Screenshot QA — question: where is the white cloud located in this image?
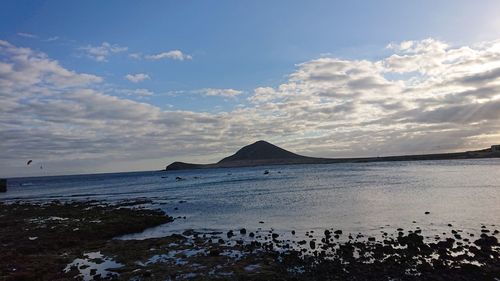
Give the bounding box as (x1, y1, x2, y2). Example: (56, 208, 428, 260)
(248, 87, 277, 103)
(166, 88, 243, 98)
(17, 32, 38, 38)
(79, 42, 128, 62)
(145, 50, 192, 61)
(128, 53, 142, 59)
(195, 88, 242, 97)
(122, 88, 154, 97)
(3, 38, 500, 177)
(45, 36, 59, 42)
(242, 38, 500, 156)
(125, 73, 150, 83)
(0, 40, 102, 89)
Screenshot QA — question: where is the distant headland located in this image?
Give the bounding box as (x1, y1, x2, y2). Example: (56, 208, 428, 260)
(165, 140, 500, 171)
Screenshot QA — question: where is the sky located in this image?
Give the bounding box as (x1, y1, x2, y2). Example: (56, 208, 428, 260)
(2, 0, 500, 177)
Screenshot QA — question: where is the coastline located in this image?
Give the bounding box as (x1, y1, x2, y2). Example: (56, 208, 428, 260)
(1, 200, 499, 280)
(166, 141, 500, 171)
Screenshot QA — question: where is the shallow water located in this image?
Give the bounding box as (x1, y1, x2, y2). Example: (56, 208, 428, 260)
(64, 251, 122, 281)
(2, 159, 500, 241)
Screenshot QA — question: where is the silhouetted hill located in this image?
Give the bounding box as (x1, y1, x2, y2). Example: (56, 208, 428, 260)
(165, 141, 500, 171)
(164, 162, 203, 171)
(218, 140, 308, 163)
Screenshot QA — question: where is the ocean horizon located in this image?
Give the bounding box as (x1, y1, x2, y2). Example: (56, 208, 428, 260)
(3, 159, 499, 243)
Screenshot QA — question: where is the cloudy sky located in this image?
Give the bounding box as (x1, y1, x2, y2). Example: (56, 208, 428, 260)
(2, 0, 500, 177)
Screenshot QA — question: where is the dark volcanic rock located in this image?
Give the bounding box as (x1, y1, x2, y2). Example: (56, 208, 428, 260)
(208, 249, 220, 256)
(0, 201, 172, 281)
(474, 235, 498, 247)
(0, 179, 6, 192)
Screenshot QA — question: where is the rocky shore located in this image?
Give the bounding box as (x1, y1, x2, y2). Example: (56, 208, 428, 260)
(0, 200, 171, 280)
(0, 201, 499, 280)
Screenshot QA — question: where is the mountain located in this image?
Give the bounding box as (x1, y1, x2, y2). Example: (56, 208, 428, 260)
(166, 140, 320, 171)
(218, 140, 309, 163)
(165, 140, 500, 171)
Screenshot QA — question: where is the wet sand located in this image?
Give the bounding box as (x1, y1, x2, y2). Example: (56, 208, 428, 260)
(1, 200, 499, 280)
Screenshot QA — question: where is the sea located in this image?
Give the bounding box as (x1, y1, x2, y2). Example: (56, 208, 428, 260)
(2, 159, 499, 241)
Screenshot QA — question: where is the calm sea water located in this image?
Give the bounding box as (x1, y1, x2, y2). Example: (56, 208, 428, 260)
(2, 159, 500, 241)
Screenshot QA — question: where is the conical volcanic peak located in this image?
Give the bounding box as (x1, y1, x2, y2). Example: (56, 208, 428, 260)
(218, 140, 306, 163)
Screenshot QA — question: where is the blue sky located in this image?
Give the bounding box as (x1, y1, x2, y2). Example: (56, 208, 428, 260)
(2, 1, 500, 176)
(3, 0, 500, 112)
